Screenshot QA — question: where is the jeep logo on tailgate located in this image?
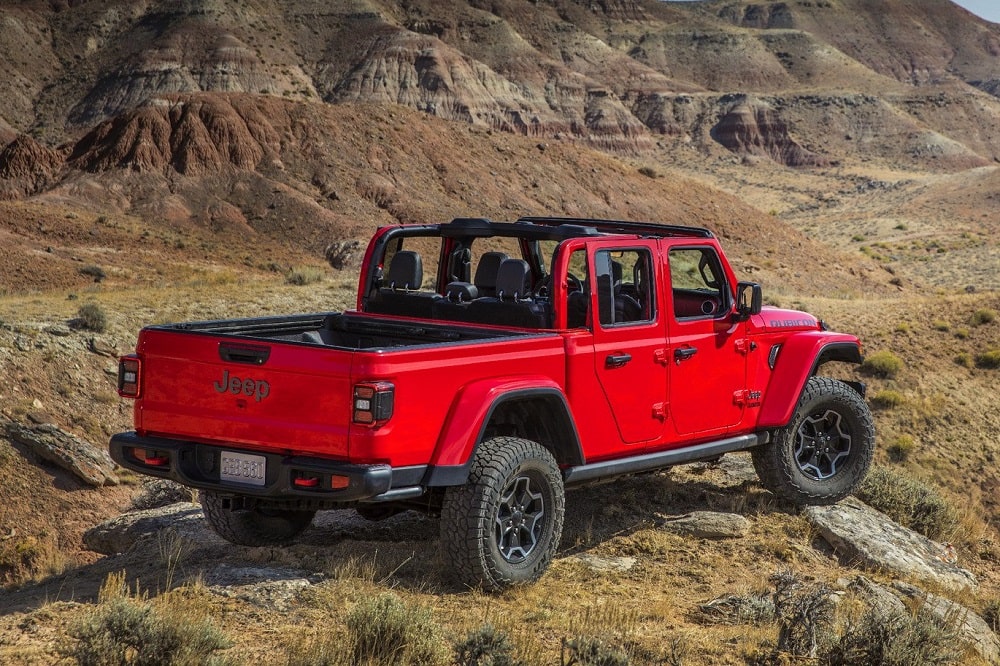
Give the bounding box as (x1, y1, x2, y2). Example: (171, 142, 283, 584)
(214, 369, 270, 402)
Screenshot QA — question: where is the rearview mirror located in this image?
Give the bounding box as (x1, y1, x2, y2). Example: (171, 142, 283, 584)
(736, 282, 762, 320)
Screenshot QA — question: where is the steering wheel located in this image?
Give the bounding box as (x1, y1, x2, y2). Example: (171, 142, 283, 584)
(534, 272, 584, 299)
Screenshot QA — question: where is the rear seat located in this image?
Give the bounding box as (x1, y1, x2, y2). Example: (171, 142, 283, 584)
(366, 250, 441, 318)
(431, 281, 479, 321)
(465, 259, 551, 328)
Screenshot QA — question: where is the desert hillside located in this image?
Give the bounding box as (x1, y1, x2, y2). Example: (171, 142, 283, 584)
(1, 1, 999, 664)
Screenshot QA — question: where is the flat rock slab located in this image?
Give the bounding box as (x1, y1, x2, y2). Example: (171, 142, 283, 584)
(204, 564, 323, 611)
(658, 511, 751, 539)
(84, 502, 225, 555)
(5, 420, 119, 486)
(570, 553, 638, 573)
(804, 498, 977, 592)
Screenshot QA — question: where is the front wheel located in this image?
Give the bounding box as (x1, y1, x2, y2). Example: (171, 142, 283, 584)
(441, 437, 565, 591)
(199, 490, 315, 546)
(752, 376, 874, 505)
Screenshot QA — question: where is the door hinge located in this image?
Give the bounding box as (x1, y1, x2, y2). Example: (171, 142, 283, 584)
(733, 390, 747, 406)
(735, 339, 756, 354)
(652, 402, 667, 421)
(653, 348, 669, 366)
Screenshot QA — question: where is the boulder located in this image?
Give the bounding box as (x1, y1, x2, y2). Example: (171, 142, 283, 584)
(894, 581, 1000, 665)
(658, 511, 751, 539)
(83, 502, 223, 554)
(804, 497, 977, 592)
(5, 420, 119, 486)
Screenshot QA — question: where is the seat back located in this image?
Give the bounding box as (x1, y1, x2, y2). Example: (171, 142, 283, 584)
(495, 259, 532, 301)
(467, 259, 550, 328)
(367, 250, 441, 318)
(474, 251, 509, 298)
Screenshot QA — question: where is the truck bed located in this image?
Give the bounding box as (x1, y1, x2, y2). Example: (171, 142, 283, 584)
(161, 311, 539, 349)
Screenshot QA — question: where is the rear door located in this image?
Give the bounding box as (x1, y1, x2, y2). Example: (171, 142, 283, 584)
(663, 243, 747, 436)
(588, 240, 668, 445)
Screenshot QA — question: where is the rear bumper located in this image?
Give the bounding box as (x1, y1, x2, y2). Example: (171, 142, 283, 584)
(110, 431, 426, 503)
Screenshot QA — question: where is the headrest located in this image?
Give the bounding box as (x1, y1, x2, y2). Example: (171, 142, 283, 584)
(495, 259, 532, 301)
(387, 250, 422, 291)
(474, 252, 509, 290)
(445, 282, 479, 302)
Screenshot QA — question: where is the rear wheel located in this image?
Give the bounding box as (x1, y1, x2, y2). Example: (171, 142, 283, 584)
(199, 490, 315, 546)
(752, 377, 874, 505)
(441, 436, 564, 591)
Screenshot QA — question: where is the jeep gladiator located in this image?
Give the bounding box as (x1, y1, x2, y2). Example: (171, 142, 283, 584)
(111, 216, 875, 590)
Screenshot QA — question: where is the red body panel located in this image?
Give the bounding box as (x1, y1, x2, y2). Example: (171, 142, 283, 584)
(135, 329, 355, 458)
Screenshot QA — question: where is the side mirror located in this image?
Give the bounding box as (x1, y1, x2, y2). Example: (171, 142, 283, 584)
(736, 281, 762, 320)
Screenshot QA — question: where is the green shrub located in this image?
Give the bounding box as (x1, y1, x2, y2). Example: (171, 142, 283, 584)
(455, 624, 523, 666)
(856, 466, 959, 541)
(860, 350, 903, 378)
(954, 353, 973, 368)
(886, 434, 916, 463)
(76, 303, 108, 333)
(561, 636, 630, 666)
(971, 308, 997, 326)
(346, 593, 447, 666)
(822, 608, 962, 665)
(79, 265, 106, 283)
(932, 320, 950, 332)
(285, 266, 324, 286)
(637, 166, 658, 178)
(953, 327, 970, 340)
(975, 349, 1000, 369)
(63, 573, 231, 666)
(870, 390, 905, 410)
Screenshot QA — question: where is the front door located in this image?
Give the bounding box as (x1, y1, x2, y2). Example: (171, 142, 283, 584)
(664, 244, 747, 436)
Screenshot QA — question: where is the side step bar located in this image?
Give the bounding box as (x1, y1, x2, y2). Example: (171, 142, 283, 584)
(562, 433, 764, 486)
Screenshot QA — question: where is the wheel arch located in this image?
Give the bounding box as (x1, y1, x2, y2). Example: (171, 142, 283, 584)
(757, 334, 864, 429)
(423, 378, 583, 487)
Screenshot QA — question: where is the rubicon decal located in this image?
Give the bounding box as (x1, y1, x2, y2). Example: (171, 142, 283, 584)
(214, 369, 270, 402)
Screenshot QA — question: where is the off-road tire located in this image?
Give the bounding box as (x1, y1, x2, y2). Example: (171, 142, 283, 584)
(441, 436, 565, 591)
(752, 376, 874, 505)
(199, 490, 315, 546)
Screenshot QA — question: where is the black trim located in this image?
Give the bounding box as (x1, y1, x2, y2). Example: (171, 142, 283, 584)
(814, 341, 863, 368)
(562, 434, 762, 486)
(843, 380, 867, 398)
(421, 386, 585, 487)
(516, 216, 714, 239)
(110, 431, 413, 501)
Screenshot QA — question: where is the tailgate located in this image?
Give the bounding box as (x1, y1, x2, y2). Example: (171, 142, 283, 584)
(135, 329, 354, 458)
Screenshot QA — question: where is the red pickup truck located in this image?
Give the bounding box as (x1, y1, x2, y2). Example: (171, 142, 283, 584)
(111, 216, 874, 590)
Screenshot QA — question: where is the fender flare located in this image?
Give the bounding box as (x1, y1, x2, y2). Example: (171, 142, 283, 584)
(757, 334, 863, 429)
(422, 376, 583, 486)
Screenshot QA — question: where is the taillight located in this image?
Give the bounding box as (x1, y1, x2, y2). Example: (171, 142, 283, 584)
(129, 447, 168, 467)
(353, 382, 394, 425)
(118, 355, 141, 398)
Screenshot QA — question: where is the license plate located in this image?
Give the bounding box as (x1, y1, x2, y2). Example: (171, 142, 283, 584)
(219, 451, 267, 487)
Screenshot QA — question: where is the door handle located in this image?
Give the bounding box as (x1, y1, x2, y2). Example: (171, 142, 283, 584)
(605, 353, 632, 369)
(673, 347, 698, 364)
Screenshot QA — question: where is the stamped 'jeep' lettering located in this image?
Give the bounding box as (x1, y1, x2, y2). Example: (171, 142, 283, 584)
(214, 369, 270, 402)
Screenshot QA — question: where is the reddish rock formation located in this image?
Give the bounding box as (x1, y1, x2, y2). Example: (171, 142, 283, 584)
(0, 135, 63, 198)
(712, 97, 829, 167)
